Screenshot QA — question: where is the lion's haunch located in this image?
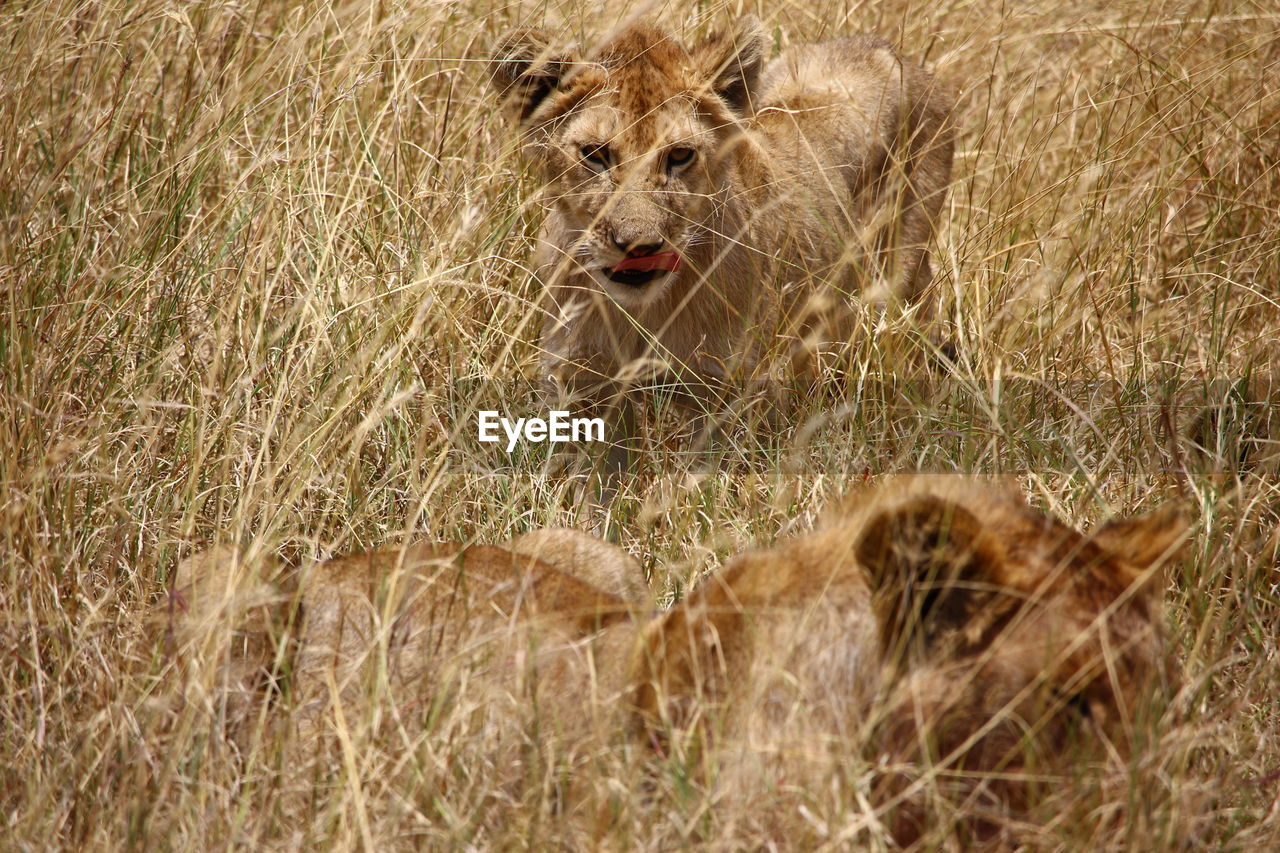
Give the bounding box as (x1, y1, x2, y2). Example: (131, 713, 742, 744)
(611, 251, 682, 274)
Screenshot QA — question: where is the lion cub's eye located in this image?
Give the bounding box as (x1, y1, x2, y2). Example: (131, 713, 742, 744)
(579, 144, 611, 172)
(666, 146, 696, 171)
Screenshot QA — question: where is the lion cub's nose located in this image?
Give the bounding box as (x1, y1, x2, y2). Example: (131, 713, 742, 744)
(612, 233, 665, 257)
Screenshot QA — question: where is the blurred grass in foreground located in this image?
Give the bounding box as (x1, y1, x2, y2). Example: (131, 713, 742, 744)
(2, 0, 1278, 847)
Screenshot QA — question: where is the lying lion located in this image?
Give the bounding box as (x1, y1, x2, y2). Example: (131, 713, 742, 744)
(491, 18, 954, 405)
(170, 479, 1184, 844)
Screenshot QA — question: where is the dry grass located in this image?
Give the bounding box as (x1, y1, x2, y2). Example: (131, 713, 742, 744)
(2, 0, 1278, 848)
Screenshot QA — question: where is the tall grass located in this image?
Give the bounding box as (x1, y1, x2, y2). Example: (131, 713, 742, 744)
(2, 0, 1277, 847)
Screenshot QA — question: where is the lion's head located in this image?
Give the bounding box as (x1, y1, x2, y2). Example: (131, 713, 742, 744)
(630, 479, 1186, 842)
(491, 19, 766, 308)
(853, 484, 1184, 838)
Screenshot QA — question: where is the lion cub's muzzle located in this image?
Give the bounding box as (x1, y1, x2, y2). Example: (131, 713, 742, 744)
(604, 247, 683, 287)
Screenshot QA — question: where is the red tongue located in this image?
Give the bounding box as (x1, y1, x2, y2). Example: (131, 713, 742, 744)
(612, 251, 682, 274)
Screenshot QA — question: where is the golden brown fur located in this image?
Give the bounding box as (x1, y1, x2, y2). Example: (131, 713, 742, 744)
(169, 480, 1185, 843)
(633, 479, 1186, 843)
(170, 535, 643, 744)
(491, 18, 954, 402)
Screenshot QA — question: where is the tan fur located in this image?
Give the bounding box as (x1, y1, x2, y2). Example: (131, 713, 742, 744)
(285, 541, 641, 745)
(167, 544, 291, 731)
(504, 525, 650, 602)
(170, 535, 644, 742)
(491, 19, 954, 400)
(633, 479, 1186, 843)
(168, 481, 1184, 843)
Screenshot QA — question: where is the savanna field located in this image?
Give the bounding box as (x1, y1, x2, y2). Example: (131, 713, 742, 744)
(3, 0, 1279, 848)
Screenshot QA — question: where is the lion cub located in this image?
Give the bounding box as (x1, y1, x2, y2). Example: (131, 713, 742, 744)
(491, 18, 954, 405)
(170, 480, 1184, 843)
(634, 479, 1185, 842)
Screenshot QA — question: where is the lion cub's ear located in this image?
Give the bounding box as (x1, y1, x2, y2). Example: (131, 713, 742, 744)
(1089, 504, 1191, 590)
(694, 16, 768, 114)
(855, 496, 1010, 661)
(490, 28, 579, 127)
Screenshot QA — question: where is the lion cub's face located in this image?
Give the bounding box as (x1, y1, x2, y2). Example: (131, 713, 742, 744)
(492, 22, 766, 307)
(633, 479, 1186, 841)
